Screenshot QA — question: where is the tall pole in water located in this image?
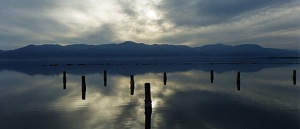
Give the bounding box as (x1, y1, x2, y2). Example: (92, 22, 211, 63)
(210, 70, 214, 83)
(82, 76, 86, 100)
(164, 73, 167, 85)
(104, 70, 107, 86)
(145, 83, 152, 129)
(237, 71, 240, 91)
(63, 71, 67, 89)
(130, 75, 135, 95)
(293, 70, 296, 85)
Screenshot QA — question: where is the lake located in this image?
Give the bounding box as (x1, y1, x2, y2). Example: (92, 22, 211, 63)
(0, 58, 299, 129)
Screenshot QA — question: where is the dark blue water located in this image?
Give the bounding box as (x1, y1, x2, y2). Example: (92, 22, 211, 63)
(0, 59, 299, 129)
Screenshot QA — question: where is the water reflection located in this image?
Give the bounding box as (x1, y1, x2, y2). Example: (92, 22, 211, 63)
(0, 64, 299, 129)
(1, 58, 299, 76)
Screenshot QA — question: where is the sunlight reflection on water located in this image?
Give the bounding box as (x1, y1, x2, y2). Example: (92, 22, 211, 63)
(0, 63, 299, 129)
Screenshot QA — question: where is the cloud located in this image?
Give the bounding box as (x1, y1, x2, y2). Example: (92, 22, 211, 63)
(156, 0, 300, 48)
(0, 0, 75, 48)
(0, 0, 299, 50)
(0, 0, 170, 48)
(68, 23, 119, 44)
(160, 0, 297, 26)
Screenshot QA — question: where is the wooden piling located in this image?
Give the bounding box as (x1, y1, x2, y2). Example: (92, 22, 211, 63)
(145, 83, 152, 104)
(210, 70, 214, 83)
(145, 104, 152, 129)
(63, 71, 66, 89)
(237, 71, 240, 91)
(82, 92, 86, 100)
(144, 83, 152, 129)
(104, 70, 107, 86)
(130, 75, 135, 95)
(164, 73, 167, 85)
(293, 70, 296, 85)
(82, 76, 86, 100)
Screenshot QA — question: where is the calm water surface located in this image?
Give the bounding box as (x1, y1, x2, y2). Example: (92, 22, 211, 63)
(0, 60, 299, 129)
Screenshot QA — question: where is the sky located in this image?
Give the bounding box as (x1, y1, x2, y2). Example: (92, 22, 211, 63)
(0, 0, 299, 50)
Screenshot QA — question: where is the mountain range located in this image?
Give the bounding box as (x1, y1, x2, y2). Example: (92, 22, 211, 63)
(0, 41, 299, 60)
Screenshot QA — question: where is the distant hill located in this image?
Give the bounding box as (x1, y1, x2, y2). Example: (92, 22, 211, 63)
(0, 41, 299, 60)
(195, 43, 298, 57)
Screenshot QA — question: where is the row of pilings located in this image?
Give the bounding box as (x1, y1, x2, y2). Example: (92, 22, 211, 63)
(62, 70, 296, 129)
(63, 70, 154, 128)
(63, 71, 167, 97)
(62, 70, 297, 94)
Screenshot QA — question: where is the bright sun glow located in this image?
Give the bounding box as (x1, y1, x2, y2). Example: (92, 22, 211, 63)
(146, 10, 159, 19)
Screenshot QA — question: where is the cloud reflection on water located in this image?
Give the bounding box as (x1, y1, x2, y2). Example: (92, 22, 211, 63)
(0, 65, 299, 129)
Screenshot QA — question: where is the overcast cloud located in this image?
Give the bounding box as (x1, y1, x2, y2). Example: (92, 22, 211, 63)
(0, 0, 299, 50)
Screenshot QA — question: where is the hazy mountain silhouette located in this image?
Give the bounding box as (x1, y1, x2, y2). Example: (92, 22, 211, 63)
(0, 41, 298, 59)
(194, 43, 299, 57)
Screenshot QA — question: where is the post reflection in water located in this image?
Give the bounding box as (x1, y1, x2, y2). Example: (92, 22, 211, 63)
(0, 63, 299, 129)
(144, 83, 152, 129)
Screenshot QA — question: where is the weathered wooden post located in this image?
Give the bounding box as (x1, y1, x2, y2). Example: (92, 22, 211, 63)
(82, 76, 86, 100)
(144, 83, 152, 129)
(63, 71, 67, 89)
(237, 71, 241, 91)
(210, 70, 214, 83)
(293, 70, 296, 85)
(164, 73, 167, 85)
(130, 75, 135, 95)
(104, 70, 107, 86)
(145, 103, 152, 129)
(145, 83, 152, 104)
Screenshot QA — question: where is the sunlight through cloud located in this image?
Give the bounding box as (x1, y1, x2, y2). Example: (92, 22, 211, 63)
(0, 0, 298, 49)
